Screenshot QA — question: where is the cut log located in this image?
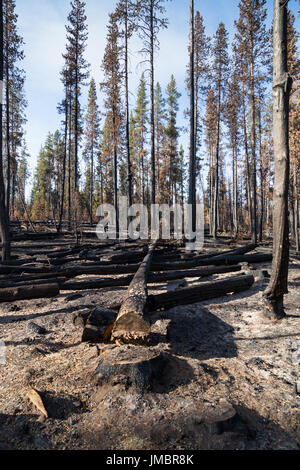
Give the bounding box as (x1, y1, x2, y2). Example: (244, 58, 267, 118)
(0, 283, 59, 303)
(95, 345, 167, 391)
(62, 275, 134, 291)
(111, 243, 156, 345)
(148, 274, 255, 311)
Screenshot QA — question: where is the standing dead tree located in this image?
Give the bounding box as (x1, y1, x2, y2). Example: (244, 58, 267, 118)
(263, 0, 292, 320)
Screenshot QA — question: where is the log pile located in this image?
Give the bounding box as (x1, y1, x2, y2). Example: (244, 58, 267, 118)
(0, 236, 266, 315)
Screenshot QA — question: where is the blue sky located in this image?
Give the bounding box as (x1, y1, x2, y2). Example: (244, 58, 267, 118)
(15, 0, 300, 197)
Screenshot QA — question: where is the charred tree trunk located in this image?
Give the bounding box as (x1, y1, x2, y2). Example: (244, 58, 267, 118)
(263, 0, 292, 320)
(0, 283, 59, 303)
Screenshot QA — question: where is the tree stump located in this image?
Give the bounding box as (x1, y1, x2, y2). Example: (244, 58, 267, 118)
(95, 345, 167, 391)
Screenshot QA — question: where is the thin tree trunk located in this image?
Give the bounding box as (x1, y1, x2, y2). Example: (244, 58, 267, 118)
(125, 1, 132, 209)
(258, 96, 264, 242)
(150, 0, 155, 205)
(68, 95, 72, 231)
(90, 146, 94, 226)
(0, 0, 10, 261)
(5, 17, 9, 221)
(112, 108, 119, 235)
(233, 146, 238, 237)
(213, 81, 221, 239)
(242, 83, 253, 236)
(188, 0, 196, 234)
(263, 0, 292, 319)
(58, 87, 68, 233)
(250, 51, 257, 244)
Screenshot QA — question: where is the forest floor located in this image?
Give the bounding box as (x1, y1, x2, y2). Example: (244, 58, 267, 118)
(0, 240, 299, 450)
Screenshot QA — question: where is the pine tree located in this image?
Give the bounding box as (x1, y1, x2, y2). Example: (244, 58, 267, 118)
(186, 10, 210, 183)
(164, 74, 181, 204)
(31, 138, 53, 220)
(98, 112, 115, 205)
(204, 88, 218, 233)
(134, 73, 148, 204)
(211, 22, 229, 238)
(235, 0, 269, 244)
(154, 82, 166, 201)
(101, 12, 123, 234)
(136, 0, 169, 204)
(3, 0, 26, 221)
(15, 143, 31, 224)
(83, 78, 101, 225)
(115, 0, 139, 208)
(52, 130, 65, 224)
(188, 0, 196, 234)
(63, 0, 89, 227)
(225, 68, 241, 237)
(57, 65, 72, 232)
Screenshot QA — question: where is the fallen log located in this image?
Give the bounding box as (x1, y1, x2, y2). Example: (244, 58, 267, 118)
(148, 274, 255, 311)
(0, 277, 67, 289)
(62, 275, 133, 291)
(0, 271, 63, 283)
(0, 258, 37, 266)
(219, 253, 272, 265)
(0, 283, 59, 303)
(111, 242, 157, 344)
(0, 265, 56, 274)
(151, 252, 271, 271)
(61, 265, 242, 291)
